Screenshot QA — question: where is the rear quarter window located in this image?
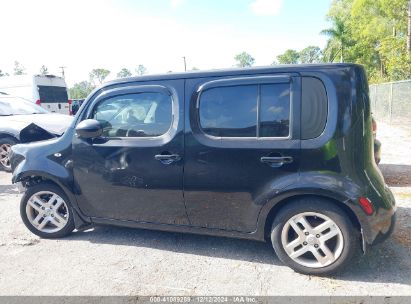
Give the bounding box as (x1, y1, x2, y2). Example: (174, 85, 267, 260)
(301, 77, 328, 139)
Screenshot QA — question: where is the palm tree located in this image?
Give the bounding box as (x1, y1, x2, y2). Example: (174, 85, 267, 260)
(321, 18, 348, 63)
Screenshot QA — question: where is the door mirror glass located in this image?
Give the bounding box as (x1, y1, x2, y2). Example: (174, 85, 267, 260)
(76, 119, 103, 139)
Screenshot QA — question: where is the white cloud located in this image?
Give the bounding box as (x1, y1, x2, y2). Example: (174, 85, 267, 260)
(170, 0, 184, 9)
(250, 0, 283, 16)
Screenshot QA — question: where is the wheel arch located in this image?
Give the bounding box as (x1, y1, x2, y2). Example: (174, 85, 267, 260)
(15, 171, 91, 229)
(261, 193, 362, 242)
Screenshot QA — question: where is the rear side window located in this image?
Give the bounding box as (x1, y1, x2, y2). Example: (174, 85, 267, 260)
(199, 83, 291, 138)
(260, 84, 290, 137)
(199, 85, 257, 137)
(301, 77, 328, 139)
(38, 86, 68, 103)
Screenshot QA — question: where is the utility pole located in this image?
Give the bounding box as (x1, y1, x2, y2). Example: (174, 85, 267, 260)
(59, 66, 67, 78)
(408, 0, 411, 53)
(182, 56, 187, 72)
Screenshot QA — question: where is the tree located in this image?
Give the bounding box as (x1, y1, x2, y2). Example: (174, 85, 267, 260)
(321, 18, 349, 63)
(234, 52, 255, 67)
(89, 68, 110, 85)
(0, 70, 9, 77)
(135, 65, 147, 76)
(117, 68, 132, 78)
(13, 61, 26, 75)
(39, 65, 49, 75)
(69, 81, 95, 99)
(408, 0, 411, 52)
(322, 0, 411, 82)
(379, 36, 411, 81)
(191, 67, 199, 71)
(276, 49, 300, 64)
(299, 46, 322, 63)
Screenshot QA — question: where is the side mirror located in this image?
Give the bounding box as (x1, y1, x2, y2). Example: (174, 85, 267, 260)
(75, 119, 103, 139)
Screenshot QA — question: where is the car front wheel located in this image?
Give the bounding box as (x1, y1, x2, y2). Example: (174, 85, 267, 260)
(271, 198, 360, 275)
(20, 183, 75, 238)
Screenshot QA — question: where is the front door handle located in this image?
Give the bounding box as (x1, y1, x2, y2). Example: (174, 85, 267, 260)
(154, 153, 181, 165)
(260, 156, 293, 167)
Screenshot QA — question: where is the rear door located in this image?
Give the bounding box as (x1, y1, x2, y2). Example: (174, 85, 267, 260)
(183, 75, 301, 232)
(37, 85, 69, 114)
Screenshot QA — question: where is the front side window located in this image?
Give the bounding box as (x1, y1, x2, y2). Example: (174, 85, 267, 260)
(91, 92, 172, 138)
(199, 82, 290, 138)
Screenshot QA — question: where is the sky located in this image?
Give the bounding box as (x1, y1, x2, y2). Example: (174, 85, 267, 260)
(0, 0, 332, 86)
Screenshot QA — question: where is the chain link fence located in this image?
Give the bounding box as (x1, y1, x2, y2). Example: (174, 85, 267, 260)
(369, 80, 411, 126)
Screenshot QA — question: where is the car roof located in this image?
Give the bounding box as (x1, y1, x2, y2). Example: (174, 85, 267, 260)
(103, 63, 362, 88)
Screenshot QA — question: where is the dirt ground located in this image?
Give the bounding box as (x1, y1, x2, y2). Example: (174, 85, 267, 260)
(0, 122, 410, 296)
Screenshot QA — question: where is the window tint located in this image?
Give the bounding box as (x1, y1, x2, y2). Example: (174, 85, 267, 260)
(301, 77, 327, 139)
(92, 92, 172, 138)
(260, 84, 290, 137)
(37, 86, 68, 103)
(198, 82, 291, 138)
(199, 85, 257, 137)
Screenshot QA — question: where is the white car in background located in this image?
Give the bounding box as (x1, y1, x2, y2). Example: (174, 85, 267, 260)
(0, 74, 70, 115)
(0, 95, 73, 171)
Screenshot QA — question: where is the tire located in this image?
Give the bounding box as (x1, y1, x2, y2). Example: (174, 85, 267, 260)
(20, 182, 75, 238)
(270, 197, 360, 276)
(0, 137, 18, 172)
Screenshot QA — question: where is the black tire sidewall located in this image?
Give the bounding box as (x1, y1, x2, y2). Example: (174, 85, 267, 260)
(20, 182, 75, 239)
(0, 137, 18, 172)
(271, 198, 360, 276)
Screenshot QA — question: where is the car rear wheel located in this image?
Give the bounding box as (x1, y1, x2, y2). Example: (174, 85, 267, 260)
(0, 137, 17, 172)
(271, 197, 360, 275)
(20, 183, 75, 238)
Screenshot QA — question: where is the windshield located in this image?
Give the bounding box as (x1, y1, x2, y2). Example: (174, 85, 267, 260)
(0, 97, 49, 115)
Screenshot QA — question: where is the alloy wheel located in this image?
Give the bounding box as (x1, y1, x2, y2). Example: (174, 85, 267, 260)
(25, 191, 69, 233)
(281, 212, 344, 268)
(0, 143, 12, 170)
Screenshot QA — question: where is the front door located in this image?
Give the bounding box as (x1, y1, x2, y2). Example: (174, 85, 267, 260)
(72, 80, 188, 225)
(183, 75, 301, 232)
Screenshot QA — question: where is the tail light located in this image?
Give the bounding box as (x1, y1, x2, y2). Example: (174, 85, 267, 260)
(359, 197, 374, 215)
(68, 99, 73, 115)
(35, 99, 41, 105)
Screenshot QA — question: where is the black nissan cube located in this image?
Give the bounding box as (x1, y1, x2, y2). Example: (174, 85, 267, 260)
(10, 64, 396, 275)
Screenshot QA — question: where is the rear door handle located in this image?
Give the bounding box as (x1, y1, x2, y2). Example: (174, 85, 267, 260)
(260, 156, 293, 167)
(154, 153, 181, 165)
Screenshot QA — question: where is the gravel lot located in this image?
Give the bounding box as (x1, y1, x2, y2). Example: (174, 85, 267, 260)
(0, 122, 410, 296)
